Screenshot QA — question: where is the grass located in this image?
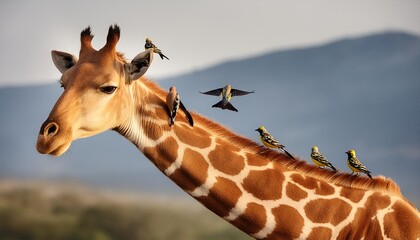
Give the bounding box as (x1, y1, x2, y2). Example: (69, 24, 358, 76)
(0, 180, 252, 240)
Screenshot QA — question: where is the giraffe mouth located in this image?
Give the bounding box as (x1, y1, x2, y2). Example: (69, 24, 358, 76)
(49, 142, 71, 156)
(36, 134, 72, 156)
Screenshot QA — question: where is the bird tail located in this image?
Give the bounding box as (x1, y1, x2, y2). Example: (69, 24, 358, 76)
(366, 172, 373, 179)
(185, 111, 194, 127)
(179, 101, 193, 127)
(329, 164, 337, 171)
(224, 102, 238, 112)
(283, 149, 295, 160)
(212, 100, 238, 112)
(159, 52, 169, 60)
(212, 100, 224, 108)
(168, 117, 174, 126)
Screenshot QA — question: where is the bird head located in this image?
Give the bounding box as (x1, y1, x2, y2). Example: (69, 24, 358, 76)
(311, 146, 319, 153)
(145, 37, 152, 43)
(346, 149, 356, 158)
(169, 86, 176, 92)
(255, 126, 266, 134)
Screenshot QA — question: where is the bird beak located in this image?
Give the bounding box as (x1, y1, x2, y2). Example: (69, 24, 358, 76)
(254, 129, 258, 131)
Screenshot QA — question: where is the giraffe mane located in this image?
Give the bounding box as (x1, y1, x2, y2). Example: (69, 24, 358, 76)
(116, 52, 127, 62)
(139, 78, 403, 197)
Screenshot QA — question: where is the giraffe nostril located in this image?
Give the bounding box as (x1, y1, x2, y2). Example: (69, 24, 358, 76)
(47, 124, 57, 135)
(40, 121, 59, 137)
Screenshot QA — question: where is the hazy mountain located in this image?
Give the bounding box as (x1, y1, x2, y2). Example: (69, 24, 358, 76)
(1, 31, 419, 206)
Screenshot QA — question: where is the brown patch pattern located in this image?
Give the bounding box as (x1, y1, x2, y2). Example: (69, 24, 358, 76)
(307, 227, 332, 240)
(143, 137, 178, 171)
(337, 192, 391, 239)
(337, 211, 384, 240)
(267, 205, 304, 239)
(290, 174, 335, 196)
(151, 104, 170, 121)
(197, 177, 242, 218)
(242, 169, 284, 200)
(141, 120, 163, 140)
(169, 148, 209, 192)
(174, 125, 211, 149)
(384, 201, 420, 240)
(286, 182, 308, 202)
(305, 198, 352, 226)
(208, 139, 245, 175)
(231, 202, 266, 235)
(339, 187, 365, 203)
(246, 152, 268, 166)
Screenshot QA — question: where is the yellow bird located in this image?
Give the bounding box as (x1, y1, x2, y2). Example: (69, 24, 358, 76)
(255, 126, 295, 159)
(145, 37, 169, 60)
(311, 146, 337, 171)
(346, 149, 372, 179)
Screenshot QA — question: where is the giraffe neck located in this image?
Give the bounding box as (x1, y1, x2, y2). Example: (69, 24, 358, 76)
(115, 79, 420, 240)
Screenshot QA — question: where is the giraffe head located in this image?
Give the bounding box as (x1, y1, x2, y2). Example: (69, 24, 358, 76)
(36, 25, 154, 156)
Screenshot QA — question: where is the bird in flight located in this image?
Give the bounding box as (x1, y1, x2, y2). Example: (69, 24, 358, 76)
(200, 84, 254, 112)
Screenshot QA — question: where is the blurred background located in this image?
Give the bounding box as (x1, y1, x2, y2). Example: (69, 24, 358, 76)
(1, 1, 419, 239)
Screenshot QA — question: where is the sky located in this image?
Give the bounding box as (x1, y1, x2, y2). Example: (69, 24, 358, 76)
(1, 0, 420, 87)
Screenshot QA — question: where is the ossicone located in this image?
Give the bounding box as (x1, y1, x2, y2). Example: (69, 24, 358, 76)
(102, 24, 120, 52)
(80, 26, 94, 51)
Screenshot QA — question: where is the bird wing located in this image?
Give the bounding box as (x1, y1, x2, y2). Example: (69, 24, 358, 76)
(179, 101, 194, 127)
(349, 158, 370, 173)
(261, 132, 280, 146)
(311, 152, 329, 165)
(200, 88, 223, 96)
(230, 89, 255, 97)
(312, 152, 336, 170)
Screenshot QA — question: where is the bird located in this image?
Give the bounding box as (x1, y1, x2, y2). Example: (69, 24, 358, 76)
(200, 84, 254, 112)
(345, 149, 372, 179)
(310, 146, 337, 171)
(255, 126, 295, 159)
(145, 37, 169, 60)
(166, 86, 194, 127)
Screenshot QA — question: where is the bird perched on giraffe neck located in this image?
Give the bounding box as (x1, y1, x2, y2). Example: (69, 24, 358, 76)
(255, 126, 295, 160)
(166, 86, 194, 127)
(346, 149, 372, 179)
(310, 146, 337, 171)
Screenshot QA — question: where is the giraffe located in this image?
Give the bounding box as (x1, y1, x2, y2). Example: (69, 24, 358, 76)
(36, 25, 420, 240)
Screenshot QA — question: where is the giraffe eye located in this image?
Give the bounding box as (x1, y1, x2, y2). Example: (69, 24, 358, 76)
(100, 86, 117, 94)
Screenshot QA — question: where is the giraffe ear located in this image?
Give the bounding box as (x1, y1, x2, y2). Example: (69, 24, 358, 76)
(51, 50, 78, 74)
(125, 49, 154, 81)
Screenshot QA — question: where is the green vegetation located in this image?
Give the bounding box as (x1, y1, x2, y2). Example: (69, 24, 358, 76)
(0, 181, 251, 240)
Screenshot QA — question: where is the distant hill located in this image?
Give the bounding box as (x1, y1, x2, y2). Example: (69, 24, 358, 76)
(1, 31, 419, 206)
(0, 180, 250, 240)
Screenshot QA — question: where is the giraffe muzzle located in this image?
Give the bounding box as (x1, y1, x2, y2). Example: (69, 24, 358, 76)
(36, 119, 71, 156)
